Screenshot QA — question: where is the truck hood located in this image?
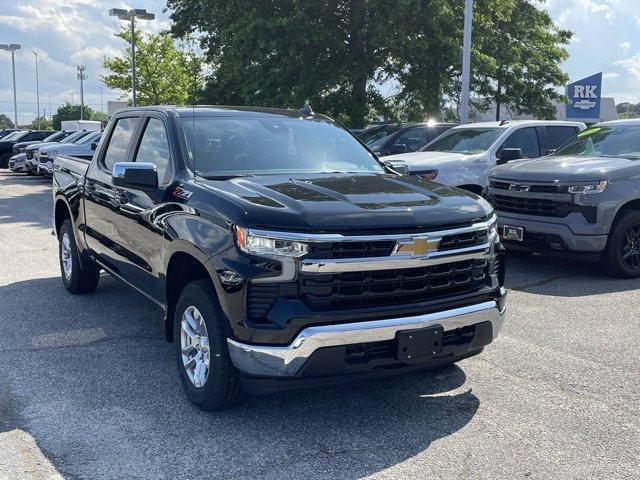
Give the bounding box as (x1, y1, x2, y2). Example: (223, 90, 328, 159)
(384, 151, 476, 171)
(197, 173, 491, 232)
(490, 155, 637, 182)
(26, 141, 58, 151)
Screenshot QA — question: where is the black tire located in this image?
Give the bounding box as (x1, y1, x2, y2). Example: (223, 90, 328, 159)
(0, 153, 11, 169)
(601, 210, 640, 278)
(59, 219, 100, 293)
(26, 169, 34, 176)
(174, 280, 243, 411)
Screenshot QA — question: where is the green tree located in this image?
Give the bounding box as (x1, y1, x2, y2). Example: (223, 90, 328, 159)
(28, 116, 53, 130)
(168, 0, 398, 128)
(51, 103, 96, 130)
(102, 29, 205, 106)
(0, 114, 14, 129)
(472, 0, 572, 120)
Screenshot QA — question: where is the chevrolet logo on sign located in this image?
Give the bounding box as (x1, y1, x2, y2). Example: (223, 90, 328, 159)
(392, 237, 441, 258)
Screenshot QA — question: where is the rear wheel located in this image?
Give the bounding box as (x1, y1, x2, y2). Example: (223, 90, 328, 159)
(59, 219, 100, 293)
(602, 210, 640, 278)
(174, 280, 243, 411)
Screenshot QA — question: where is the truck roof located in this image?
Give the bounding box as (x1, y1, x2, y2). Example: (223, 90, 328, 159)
(112, 105, 334, 120)
(453, 120, 586, 129)
(600, 118, 640, 127)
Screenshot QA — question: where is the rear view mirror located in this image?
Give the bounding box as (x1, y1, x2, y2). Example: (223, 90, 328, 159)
(497, 148, 522, 165)
(384, 160, 410, 176)
(112, 162, 158, 191)
(388, 143, 408, 155)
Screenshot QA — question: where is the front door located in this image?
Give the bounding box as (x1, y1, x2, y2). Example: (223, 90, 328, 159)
(111, 115, 173, 302)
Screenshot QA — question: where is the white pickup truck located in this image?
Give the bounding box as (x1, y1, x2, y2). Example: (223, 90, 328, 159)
(384, 120, 586, 194)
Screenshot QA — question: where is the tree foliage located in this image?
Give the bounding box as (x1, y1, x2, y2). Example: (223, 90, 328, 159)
(28, 116, 53, 130)
(167, 0, 572, 126)
(102, 29, 205, 106)
(0, 114, 15, 129)
(51, 103, 96, 130)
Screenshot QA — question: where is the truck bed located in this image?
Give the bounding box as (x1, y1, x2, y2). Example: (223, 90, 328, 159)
(54, 154, 91, 176)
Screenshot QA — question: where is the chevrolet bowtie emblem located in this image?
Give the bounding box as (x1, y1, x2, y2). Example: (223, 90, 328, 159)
(392, 237, 441, 258)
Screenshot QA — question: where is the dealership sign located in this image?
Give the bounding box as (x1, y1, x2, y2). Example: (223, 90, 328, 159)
(566, 72, 602, 121)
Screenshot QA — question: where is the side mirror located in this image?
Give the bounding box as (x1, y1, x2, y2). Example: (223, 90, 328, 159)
(388, 143, 408, 155)
(112, 162, 158, 191)
(90, 142, 98, 151)
(546, 148, 556, 156)
(384, 160, 410, 176)
(497, 148, 522, 165)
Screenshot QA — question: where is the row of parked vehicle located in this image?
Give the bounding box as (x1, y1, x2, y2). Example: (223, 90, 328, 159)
(362, 118, 640, 278)
(0, 128, 102, 176)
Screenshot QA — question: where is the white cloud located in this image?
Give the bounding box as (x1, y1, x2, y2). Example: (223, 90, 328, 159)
(603, 72, 620, 79)
(616, 53, 640, 82)
(620, 42, 631, 53)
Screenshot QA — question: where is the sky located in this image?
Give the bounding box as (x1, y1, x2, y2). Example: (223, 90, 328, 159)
(0, 0, 639, 125)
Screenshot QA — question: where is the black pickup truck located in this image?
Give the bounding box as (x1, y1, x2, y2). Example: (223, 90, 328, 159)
(53, 106, 507, 410)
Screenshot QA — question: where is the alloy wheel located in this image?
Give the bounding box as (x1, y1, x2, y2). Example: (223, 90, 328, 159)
(621, 223, 640, 269)
(180, 306, 210, 388)
(61, 232, 73, 280)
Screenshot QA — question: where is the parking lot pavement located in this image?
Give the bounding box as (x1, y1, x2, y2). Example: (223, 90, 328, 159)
(0, 170, 638, 480)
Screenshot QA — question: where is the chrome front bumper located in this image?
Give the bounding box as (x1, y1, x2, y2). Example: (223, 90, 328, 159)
(228, 300, 506, 377)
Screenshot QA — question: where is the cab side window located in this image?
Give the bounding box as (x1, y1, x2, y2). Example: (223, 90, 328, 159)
(499, 127, 541, 158)
(545, 126, 579, 153)
(103, 117, 139, 171)
(394, 127, 428, 152)
(134, 118, 171, 184)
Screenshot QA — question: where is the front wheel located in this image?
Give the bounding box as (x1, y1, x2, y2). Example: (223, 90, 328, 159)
(59, 219, 100, 293)
(174, 280, 243, 411)
(601, 210, 640, 278)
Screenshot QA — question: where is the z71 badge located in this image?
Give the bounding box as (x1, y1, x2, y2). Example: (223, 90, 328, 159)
(173, 186, 193, 200)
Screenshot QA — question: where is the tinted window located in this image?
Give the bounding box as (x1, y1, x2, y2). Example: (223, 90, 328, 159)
(554, 125, 640, 158)
(423, 128, 503, 154)
(179, 117, 383, 177)
(545, 126, 578, 152)
(24, 132, 50, 141)
(394, 127, 428, 152)
(103, 118, 139, 171)
(499, 127, 540, 158)
(135, 118, 170, 184)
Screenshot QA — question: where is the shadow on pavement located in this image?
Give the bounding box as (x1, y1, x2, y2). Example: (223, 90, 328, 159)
(0, 274, 478, 479)
(505, 252, 640, 297)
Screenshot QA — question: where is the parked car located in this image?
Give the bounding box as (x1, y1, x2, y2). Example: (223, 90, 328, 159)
(368, 123, 457, 157)
(25, 130, 96, 175)
(8, 153, 27, 172)
(486, 119, 640, 277)
(11, 131, 76, 173)
(38, 130, 101, 176)
(357, 123, 405, 144)
(53, 106, 507, 410)
(384, 120, 586, 194)
(12, 130, 71, 156)
(0, 128, 19, 139)
(0, 130, 54, 168)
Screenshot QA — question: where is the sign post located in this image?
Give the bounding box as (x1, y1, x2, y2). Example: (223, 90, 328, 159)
(565, 72, 602, 123)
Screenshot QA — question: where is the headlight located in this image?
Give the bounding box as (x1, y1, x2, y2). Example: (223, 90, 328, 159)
(234, 226, 309, 258)
(568, 181, 608, 194)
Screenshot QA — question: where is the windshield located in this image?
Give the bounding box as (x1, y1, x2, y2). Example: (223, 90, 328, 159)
(43, 131, 68, 142)
(553, 125, 640, 159)
(421, 127, 503, 154)
(179, 116, 385, 177)
(359, 125, 401, 144)
(368, 133, 394, 149)
(63, 130, 91, 144)
(76, 131, 101, 144)
(1, 131, 20, 141)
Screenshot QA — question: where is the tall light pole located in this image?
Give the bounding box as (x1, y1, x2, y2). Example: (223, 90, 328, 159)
(100, 86, 104, 114)
(0, 43, 21, 127)
(109, 8, 155, 107)
(77, 66, 86, 120)
(48, 94, 52, 119)
(459, 0, 473, 124)
(33, 51, 40, 129)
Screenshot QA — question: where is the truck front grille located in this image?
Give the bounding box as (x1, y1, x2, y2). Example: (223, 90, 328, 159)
(26, 151, 34, 160)
(487, 193, 571, 218)
(247, 259, 490, 320)
(489, 180, 569, 194)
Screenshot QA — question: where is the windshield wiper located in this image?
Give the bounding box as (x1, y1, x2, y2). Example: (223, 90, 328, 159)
(200, 174, 254, 180)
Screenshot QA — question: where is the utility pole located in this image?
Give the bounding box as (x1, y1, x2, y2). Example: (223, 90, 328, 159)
(459, 0, 473, 124)
(48, 94, 52, 119)
(33, 51, 40, 129)
(77, 66, 86, 120)
(100, 86, 104, 114)
(109, 8, 155, 107)
(0, 43, 21, 127)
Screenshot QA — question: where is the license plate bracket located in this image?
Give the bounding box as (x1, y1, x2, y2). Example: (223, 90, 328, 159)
(396, 325, 444, 361)
(502, 225, 524, 242)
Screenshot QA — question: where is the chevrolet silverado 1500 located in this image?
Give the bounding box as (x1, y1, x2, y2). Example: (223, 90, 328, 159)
(53, 106, 507, 410)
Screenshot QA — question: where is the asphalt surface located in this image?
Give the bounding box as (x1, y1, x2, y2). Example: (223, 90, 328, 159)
(0, 171, 638, 480)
